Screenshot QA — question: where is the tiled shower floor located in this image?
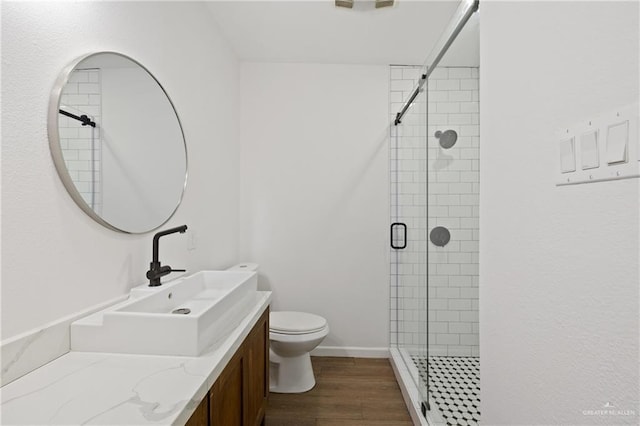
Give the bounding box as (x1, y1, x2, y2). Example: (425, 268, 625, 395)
(412, 356, 480, 426)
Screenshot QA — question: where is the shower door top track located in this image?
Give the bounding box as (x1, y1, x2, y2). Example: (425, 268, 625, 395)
(394, 0, 479, 126)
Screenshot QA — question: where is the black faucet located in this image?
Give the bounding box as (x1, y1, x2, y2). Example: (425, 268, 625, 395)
(146, 225, 188, 287)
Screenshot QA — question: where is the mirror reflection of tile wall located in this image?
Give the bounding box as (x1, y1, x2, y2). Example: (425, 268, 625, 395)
(59, 69, 102, 214)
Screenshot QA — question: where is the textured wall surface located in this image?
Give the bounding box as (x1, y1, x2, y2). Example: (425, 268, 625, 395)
(238, 62, 390, 353)
(1, 2, 241, 339)
(480, 2, 639, 424)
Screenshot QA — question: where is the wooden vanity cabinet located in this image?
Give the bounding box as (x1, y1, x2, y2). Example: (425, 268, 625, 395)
(186, 307, 269, 426)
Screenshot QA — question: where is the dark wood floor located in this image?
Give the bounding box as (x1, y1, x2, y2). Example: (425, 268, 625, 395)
(266, 357, 413, 426)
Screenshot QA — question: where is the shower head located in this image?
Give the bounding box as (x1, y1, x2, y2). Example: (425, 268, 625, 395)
(435, 129, 458, 149)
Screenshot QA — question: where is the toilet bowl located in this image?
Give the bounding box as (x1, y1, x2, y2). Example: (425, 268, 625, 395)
(269, 311, 329, 393)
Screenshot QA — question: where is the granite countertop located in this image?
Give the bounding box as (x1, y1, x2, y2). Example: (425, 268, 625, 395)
(0, 292, 271, 425)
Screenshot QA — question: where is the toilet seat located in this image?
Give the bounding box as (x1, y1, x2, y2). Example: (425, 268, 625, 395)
(270, 311, 327, 335)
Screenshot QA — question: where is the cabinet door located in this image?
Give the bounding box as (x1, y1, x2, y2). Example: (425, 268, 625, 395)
(246, 309, 269, 426)
(210, 351, 244, 426)
(185, 393, 209, 426)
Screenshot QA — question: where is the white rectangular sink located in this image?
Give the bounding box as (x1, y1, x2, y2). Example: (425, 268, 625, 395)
(71, 270, 257, 356)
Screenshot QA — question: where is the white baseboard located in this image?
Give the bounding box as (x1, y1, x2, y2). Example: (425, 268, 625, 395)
(311, 346, 390, 358)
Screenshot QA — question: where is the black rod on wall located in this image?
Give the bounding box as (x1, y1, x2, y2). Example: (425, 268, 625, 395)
(59, 109, 96, 128)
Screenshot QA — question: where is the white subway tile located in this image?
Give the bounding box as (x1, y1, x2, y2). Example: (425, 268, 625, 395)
(460, 218, 479, 229)
(436, 263, 460, 276)
(429, 90, 449, 102)
(429, 68, 449, 80)
(448, 183, 473, 194)
(429, 113, 449, 124)
(403, 67, 422, 80)
(391, 80, 414, 92)
(78, 83, 100, 94)
(68, 140, 90, 150)
(448, 68, 472, 79)
(448, 90, 472, 102)
(461, 171, 480, 182)
(436, 287, 460, 299)
(436, 79, 460, 91)
(436, 194, 460, 205)
(436, 172, 461, 183)
(448, 114, 472, 125)
(435, 102, 460, 114)
(460, 102, 479, 113)
(460, 194, 479, 205)
(436, 334, 460, 345)
(459, 125, 480, 136)
(431, 322, 449, 333)
(391, 68, 404, 79)
(87, 70, 100, 83)
(448, 346, 472, 357)
(449, 275, 472, 286)
(436, 310, 460, 322)
(459, 148, 479, 160)
(460, 79, 479, 90)
(460, 334, 479, 346)
(449, 252, 472, 264)
(74, 171, 93, 182)
(62, 83, 78, 95)
(449, 299, 472, 310)
(68, 71, 89, 83)
(449, 160, 473, 171)
(453, 229, 473, 241)
(430, 298, 448, 310)
(64, 94, 90, 105)
(461, 264, 479, 275)
(460, 311, 479, 322)
(449, 322, 472, 334)
(449, 206, 472, 217)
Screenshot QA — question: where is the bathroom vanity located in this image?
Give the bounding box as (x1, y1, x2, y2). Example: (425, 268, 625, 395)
(0, 48, 272, 425)
(187, 307, 268, 426)
(0, 291, 271, 425)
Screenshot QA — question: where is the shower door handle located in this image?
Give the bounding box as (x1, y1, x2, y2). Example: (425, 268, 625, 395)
(390, 222, 407, 250)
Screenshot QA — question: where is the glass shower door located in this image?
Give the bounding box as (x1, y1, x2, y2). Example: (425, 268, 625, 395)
(390, 66, 429, 412)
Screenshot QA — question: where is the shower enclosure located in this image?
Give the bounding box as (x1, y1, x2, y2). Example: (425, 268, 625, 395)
(390, 1, 480, 425)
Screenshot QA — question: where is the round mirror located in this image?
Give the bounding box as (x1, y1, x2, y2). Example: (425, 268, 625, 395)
(48, 52, 187, 234)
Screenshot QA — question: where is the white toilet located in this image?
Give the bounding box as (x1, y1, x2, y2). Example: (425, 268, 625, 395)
(269, 311, 329, 393)
(226, 263, 329, 393)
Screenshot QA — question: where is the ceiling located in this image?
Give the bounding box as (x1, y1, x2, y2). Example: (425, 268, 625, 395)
(205, 0, 478, 66)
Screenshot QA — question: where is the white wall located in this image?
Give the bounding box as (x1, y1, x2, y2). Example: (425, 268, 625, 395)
(480, 1, 639, 424)
(239, 63, 390, 352)
(1, 2, 240, 339)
